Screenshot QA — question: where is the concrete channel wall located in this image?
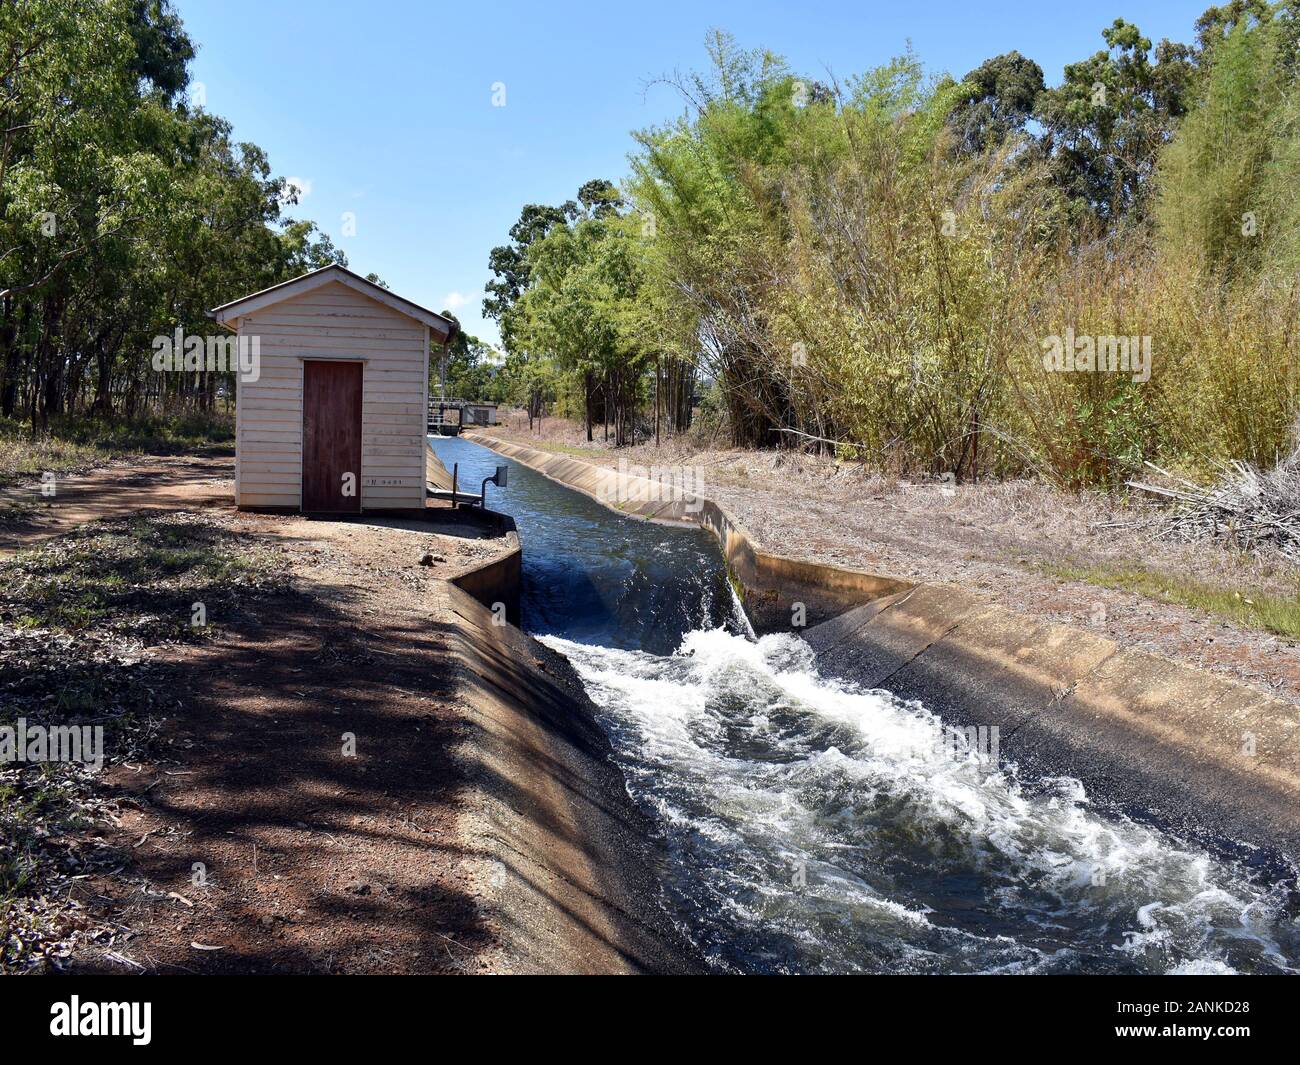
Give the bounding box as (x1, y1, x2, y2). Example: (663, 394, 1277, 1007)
(445, 519, 523, 626)
(421, 467, 700, 972)
(435, 582, 701, 974)
(805, 588, 1300, 858)
(464, 433, 910, 629)
(425, 443, 524, 625)
(463, 430, 1300, 860)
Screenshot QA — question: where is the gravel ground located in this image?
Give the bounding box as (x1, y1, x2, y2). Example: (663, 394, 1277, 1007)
(484, 417, 1300, 707)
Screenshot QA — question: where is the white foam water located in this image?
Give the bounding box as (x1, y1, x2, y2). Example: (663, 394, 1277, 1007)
(543, 627, 1300, 975)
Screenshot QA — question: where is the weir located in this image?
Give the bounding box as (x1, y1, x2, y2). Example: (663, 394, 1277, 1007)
(430, 434, 1300, 975)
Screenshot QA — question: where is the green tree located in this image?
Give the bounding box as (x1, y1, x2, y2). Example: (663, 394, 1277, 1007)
(0, 0, 346, 425)
(1035, 18, 1196, 220)
(433, 314, 500, 402)
(482, 202, 574, 352)
(950, 51, 1046, 155)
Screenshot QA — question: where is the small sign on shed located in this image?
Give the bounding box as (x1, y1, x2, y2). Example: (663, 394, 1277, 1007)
(209, 265, 456, 513)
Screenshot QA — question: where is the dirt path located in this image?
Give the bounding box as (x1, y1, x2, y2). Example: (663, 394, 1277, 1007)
(0, 454, 234, 556)
(0, 454, 515, 972)
(481, 420, 1300, 707)
(72, 516, 499, 973)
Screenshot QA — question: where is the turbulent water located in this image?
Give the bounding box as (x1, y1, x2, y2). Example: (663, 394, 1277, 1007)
(430, 435, 1300, 974)
(548, 629, 1300, 974)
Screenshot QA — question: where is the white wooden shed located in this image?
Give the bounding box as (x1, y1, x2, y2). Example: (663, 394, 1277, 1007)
(210, 265, 455, 513)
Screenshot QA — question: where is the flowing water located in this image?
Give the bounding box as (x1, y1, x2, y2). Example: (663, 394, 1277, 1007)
(430, 435, 1300, 974)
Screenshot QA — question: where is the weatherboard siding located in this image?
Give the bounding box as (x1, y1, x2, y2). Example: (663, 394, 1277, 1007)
(234, 281, 428, 509)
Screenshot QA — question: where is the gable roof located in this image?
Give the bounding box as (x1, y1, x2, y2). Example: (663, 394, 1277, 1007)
(209, 264, 457, 342)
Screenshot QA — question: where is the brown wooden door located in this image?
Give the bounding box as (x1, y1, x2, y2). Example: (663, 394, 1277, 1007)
(302, 360, 362, 513)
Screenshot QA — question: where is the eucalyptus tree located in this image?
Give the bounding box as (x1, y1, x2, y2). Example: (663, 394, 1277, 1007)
(1, 0, 187, 423)
(483, 201, 575, 354)
(1034, 18, 1196, 223)
(950, 51, 1046, 155)
(1, 0, 342, 425)
(516, 210, 627, 442)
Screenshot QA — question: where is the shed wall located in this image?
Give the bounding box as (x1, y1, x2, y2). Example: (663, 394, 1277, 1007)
(234, 282, 428, 509)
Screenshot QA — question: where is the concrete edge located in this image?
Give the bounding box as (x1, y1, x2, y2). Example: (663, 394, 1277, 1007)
(444, 513, 523, 627)
(432, 512, 702, 974)
(463, 431, 1300, 859)
(807, 585, 1300, 856)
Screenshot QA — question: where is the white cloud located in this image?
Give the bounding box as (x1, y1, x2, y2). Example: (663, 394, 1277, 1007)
(442, 291, 469, 312)
(281, 176, 313, 204)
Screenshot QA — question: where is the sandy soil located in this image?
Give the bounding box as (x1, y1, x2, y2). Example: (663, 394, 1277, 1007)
(4, 460, 517, 973)
(484, 417, 1300, 707)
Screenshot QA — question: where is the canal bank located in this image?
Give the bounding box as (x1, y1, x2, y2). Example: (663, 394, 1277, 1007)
(411, 451, 703, 971)
(460, 430, 1300, 866)
(38, 487, 695, 976)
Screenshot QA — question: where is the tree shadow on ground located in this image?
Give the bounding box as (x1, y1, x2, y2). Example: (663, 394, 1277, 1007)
(3, 514, 492, 974)
(68, 581, 495, 974)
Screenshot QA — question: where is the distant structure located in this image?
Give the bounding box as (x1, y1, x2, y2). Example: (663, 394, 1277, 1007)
(428, 398, 498, 436)
(462, 400, 498, 426)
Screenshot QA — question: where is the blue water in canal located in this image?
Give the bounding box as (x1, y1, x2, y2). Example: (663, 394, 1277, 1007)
(429, 435, 1300, 975)
(428, 434, 740, 654)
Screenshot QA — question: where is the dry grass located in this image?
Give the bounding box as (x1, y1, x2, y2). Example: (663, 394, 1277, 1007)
(1128, 445, 1300, 563)
(0, 413, 235, 490)
(1040, 560, 1300, 640)
(0, 429, 102, 489)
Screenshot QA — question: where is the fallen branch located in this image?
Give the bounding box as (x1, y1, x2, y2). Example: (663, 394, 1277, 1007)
(1128, 445, 1300, 562)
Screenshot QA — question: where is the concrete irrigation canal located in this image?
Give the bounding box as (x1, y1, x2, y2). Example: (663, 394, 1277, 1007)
(430, 434, 1300, 975)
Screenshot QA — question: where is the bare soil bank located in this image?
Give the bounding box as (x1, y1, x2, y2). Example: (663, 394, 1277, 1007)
(50, 508, 503, 973)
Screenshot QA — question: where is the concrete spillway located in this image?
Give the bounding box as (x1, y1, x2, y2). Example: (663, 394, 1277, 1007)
(439, 433, 1300, 974)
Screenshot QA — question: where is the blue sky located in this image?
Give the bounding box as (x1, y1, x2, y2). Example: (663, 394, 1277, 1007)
(175, 0, 1207, 348)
